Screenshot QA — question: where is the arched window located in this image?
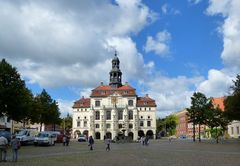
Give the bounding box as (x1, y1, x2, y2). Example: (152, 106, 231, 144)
(95, 111, 100, 120)
(128, 100, 133, 106)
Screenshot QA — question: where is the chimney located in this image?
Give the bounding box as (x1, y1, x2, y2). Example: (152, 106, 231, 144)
(82, 96, 84, 99)
(125, 82, 128, 85)
(100, 82, 104, 85)
(146, 94, 149, 97)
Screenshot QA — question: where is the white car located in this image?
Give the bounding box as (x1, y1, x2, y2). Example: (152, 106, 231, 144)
(77, 135, 87, 142)
(34, 132, 56, 146)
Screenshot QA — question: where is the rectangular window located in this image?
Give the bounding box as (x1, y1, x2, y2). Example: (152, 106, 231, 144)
(118, 111, 123, 120)
(106, 111, 111, 120)
(95, 100, 100, 107)
(95, 111, 100, 120)
(84, 121, 87, 127)
(140, 121, 144, 127)
(128, 111, 133, 120)
(237, 126, 239, 135)
(231, 127, 234, 135)
(95, 124, 99, 128)
(106, 123, 111, 129)
(77, 121, 80, 127)
(118, 124, 122, 129)
(129, 123, 133, 129)
(147, 121, 151, 127)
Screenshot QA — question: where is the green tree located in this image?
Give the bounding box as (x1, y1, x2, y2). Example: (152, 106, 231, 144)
(35, 89, 61, 131)
(61, 113, 72, 134)
(224, 74, 240, 121)
(187, 92, 212, 142)
(206, 106, 229, 143)
(0, 59, 33, 121)
(165, 115, 178, 136)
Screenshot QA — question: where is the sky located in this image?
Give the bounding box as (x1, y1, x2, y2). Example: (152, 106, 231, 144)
(0, 0, 239, 118)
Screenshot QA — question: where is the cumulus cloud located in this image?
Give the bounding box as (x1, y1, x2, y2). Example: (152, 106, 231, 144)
(57, 99, 74, 117)
(141, 75, 204, 117)
(207, 0, 240, 73)
(144, 30, 171, 57)
(194, 0, 240, 100)
(0, 0, 156, 88)
(197, 69, 233, 97)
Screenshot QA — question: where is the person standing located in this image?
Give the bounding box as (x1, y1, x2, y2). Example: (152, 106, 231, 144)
(88, 136, 94, 150)
(0, 136, 8, 162)
(105, 137, 111, 151)
(11, 135, 20, 162)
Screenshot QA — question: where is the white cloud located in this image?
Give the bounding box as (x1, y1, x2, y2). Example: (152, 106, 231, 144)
(141, 75, 204, 117)
(161, 4, 181, 15)
(0, 0, 156, 88)
(197, 69, 233, 97)
(57, 99, 74, 118)
(144, 30, 171, 57)
(188, 0, 202, 4)
(207, 0, 240, 73)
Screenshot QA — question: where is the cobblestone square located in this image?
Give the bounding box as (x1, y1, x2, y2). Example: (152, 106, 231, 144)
(1, 139, 240, 166)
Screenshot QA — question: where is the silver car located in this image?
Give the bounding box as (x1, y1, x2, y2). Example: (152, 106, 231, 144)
(34, 132, 56, 146)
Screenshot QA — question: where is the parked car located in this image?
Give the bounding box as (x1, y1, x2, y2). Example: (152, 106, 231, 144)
(77, 135, 87, 142)
(51, 131, 64, 143)
(16, 129, 38, 145)
(0, 130, 11, 143)
(34, 132, 56, 146)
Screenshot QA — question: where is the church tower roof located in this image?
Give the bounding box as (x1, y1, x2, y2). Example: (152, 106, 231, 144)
(109, 51, 122, 88)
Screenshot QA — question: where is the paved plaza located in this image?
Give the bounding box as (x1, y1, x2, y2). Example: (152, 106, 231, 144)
(1, 139, 240, 166)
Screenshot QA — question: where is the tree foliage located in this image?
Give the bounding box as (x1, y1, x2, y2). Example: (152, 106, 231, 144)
(156, 115, 178, 136)
(224, 74, 240, 120)
(187, 92, 213, 142)
(34, 89, 61, 131)
(0, 59, 33, 121)
(205, 106, 229, 143)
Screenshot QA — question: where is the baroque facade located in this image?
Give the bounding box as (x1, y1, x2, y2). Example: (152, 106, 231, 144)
(72, 53, 157, 140)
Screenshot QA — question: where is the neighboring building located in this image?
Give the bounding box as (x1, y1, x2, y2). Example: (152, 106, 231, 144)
(0, 116, 12, 132)
(228, 121, 240, 138)
(72, 53, 157, 140)
(212, 96, 240, 138)
(175, 109, 188, 137)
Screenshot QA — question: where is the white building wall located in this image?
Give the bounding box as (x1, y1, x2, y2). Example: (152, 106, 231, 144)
(72, 95, 156, 140)
(228, 121, 240, 138)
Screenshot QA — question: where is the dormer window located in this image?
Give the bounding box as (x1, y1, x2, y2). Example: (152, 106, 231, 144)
(124, 91, 128, 94)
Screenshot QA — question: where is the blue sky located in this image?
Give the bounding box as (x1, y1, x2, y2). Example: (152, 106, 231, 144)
(0, 0, 239, 118)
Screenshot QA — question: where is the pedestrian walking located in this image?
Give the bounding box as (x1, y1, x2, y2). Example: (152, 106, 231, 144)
(105, 137, 111, 151)
(66, 134, 70, 146)
(11, 135, 20, 162)
(63, 135, 67, 146)
(88, 136, 94, 150)
(0, 136, 8, 162)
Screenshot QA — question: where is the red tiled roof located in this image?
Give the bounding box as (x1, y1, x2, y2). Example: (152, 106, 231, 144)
(90, 84, 136, 97)
(117, 84, 135, 90)
(72, 97, 90, 108)
(211, 97, 225, 111)
(136, 95, 157, 107)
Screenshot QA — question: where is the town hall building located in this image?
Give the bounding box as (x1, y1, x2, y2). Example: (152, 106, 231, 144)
(72, 53, 157, 140)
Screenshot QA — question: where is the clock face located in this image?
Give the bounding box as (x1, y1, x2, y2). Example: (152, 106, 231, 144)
(111, 96, 118, 104)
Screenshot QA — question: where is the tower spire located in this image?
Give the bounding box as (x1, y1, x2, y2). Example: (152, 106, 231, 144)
(109, 51, 122, 88)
